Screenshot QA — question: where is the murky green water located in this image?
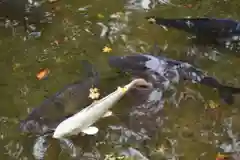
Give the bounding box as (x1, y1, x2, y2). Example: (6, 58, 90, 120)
(1, 0, 240, 159)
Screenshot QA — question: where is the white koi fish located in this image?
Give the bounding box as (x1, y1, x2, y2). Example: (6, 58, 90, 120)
(53, 78, 151, 139)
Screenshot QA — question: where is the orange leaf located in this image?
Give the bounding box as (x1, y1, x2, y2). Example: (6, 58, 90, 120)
(36, 68, 50, 80)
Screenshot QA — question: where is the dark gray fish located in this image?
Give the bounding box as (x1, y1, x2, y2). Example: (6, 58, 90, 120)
(20, 60, 99, 135)
(146, 17, 240, 51)
(20, 60, 99, 159)
(108, 54, 240, 105)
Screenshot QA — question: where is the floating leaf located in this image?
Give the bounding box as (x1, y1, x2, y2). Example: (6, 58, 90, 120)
(205, 100, 219, 109)
(36, 68, 50, 80)
(89, 87, 100, 100)
(102, 46, 112, 53)
(215, 152, 229, 160)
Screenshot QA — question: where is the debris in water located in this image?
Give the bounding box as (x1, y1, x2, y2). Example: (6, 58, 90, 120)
(12, 63, 21, 71)
(48, 0, 58, 3)
(104, 152, 127, 160)
(89, 88, 100, 100)
(215, 152, 229, 160)
(97, 22, 109, 38)
(28, 32, 42, 39)
(36, 68, 50, 80)
(205, 100, 219, 109)
(97, 13, 105, 19)
(184, 4, 193, 8)
(147, 17, 156, 23)
(84, 28, 94, 35)
(78, 5, 92, 11)
(156, 144, 167, 154)
(102, 46, 112, 53)
(51, 40, 59, 46)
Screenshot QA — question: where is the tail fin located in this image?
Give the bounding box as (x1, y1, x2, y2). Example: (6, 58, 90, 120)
(218, 86, 240, 105)
(200, 77, 240, 105)
(80, 60, 98, 78)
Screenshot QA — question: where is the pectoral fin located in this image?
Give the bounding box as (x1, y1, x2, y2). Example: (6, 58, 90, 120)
(82, 126, 99, 135)
(102, 111, 113, 118)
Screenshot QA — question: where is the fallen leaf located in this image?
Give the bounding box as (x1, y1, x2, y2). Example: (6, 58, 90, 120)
(216, 152, 229, 160)
(102, 46, 112, 53)
(89, 87, 100, 100)
(204, 100, 219, 109)
(36, 68, 50, 80)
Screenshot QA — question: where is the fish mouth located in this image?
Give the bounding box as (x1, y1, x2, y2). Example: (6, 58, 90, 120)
(131, 77, 153, 90)
(52, 132, 60, 139)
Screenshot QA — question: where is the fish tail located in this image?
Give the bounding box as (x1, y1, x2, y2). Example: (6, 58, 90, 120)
(218, 86, 240, 105)
(200, 77, 240, 105)
(80, 60, 99, 78)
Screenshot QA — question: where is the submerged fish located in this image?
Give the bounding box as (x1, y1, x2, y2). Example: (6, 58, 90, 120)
(146, 17, 240, 51)
(19, 60, 99, 159)
(53, 78, 152, 139)
(108, 54, 240, 105)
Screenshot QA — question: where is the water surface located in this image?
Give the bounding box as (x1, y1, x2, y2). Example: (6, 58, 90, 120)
(1, 0, 240, 159)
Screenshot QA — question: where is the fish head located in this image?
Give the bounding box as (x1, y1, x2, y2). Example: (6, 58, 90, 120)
(108, 54, 160, 73)
(52, 129, 62, 139)
(52, 120, 73, 139)
(109, 54, 165, 88)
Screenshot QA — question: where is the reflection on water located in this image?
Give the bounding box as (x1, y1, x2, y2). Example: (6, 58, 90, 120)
(1, 0, 240, 159)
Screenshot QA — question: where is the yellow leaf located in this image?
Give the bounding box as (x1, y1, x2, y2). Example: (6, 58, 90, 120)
(102, 46, 112, 53)
(205, 100, 219, 109)
(216, 152, 229, 159)
(209, 100, 218, 109)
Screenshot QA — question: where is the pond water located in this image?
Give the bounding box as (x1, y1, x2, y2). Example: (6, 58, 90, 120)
(1, 0, 240, 159)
